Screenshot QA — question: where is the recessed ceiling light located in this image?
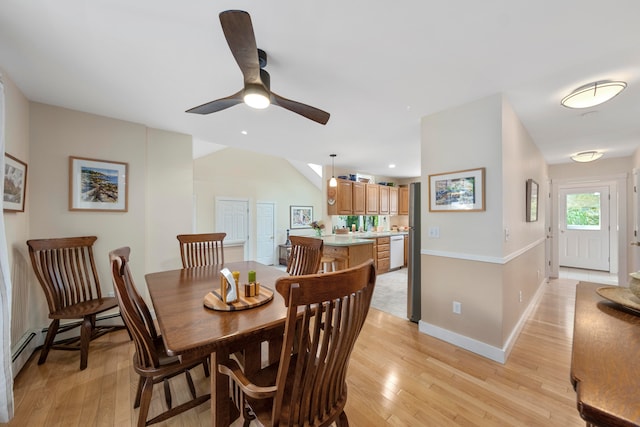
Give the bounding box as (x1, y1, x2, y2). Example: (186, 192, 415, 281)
(561, 80, 626, 109)
(241, 130, 248, 135)
(570, 151, 603, 163)
(388, 164, 396, 168)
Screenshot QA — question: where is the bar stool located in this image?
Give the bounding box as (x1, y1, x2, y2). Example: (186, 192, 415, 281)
(320, 256, 337, 273)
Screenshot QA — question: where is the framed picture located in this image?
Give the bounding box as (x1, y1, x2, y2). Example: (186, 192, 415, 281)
(69, 156, 128, 212)
(429, 167, 485, 212)
(290, 205, 313, 229)
(526, 179, 539, 222)
(3, 153, 28, 212)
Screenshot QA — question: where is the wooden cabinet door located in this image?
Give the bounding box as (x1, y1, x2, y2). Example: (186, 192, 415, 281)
(389, 186, 398, 215)
(379, 185, 390, 214)
(366, 184, 379, 214)
(399, 186, 409, 215)
(328, 179, 353, 215)
(352, 181, 366, 215)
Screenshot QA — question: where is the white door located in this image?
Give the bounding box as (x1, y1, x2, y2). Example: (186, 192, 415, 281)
(256, 202, 275, 265)
(216, 198, 249, 258)
(632, 169, 640, 272)
(559, 186, 610, 271)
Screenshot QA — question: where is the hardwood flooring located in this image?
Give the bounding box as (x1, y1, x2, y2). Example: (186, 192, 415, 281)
(3, 277, 585, 426)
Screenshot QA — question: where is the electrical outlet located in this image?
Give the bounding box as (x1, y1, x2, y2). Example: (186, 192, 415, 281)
(519, 291, 523, 303)
(452, 301, 461, 314)
(504, 227, 510, 241)
(428, 226, 440, 239)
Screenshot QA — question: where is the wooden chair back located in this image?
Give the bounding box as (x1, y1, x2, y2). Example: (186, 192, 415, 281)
(27, 236, 103, 314)
(273, 259, 376, 426)
(286, 235, 324, 276)
(109, 247, 160, 368)
(177, 233, 226, 268)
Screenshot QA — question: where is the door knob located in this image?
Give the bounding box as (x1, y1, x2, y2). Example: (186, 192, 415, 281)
(631, 241, 640, 246)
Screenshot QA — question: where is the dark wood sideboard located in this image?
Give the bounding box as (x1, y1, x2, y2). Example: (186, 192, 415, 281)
(571, 282, 640, 427)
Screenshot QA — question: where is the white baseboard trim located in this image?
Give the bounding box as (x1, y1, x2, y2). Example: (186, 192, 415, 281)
(418, 277, 547, 364)
(11, 329, 42, 378)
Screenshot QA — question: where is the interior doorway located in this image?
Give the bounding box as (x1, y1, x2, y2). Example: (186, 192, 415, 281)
(256, 202, 275, 265)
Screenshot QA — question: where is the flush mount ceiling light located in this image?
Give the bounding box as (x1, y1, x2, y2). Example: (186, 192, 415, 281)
(561, 80, 627, 109)
(329, 154, 337, 187)
(570, 151, 604, 163)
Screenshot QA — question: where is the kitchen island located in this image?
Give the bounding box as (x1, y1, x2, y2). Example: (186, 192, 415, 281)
(320, 235, 375, 271)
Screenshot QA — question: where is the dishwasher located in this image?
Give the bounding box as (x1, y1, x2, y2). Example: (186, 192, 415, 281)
(390, 235, 404, 270)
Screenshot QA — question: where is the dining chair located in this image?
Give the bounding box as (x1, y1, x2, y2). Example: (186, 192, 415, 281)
(109, 247, 210, 427)
(218, 259, 376, 427)
(286, 235, 324, 276)
(177, 232, 226, 268)
(26, 236, 127, 370)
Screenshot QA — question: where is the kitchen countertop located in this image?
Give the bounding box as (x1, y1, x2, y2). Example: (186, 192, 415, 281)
(320, 231, 408, 245)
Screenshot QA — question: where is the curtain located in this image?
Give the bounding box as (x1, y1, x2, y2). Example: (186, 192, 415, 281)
(0, 77, 15, 421)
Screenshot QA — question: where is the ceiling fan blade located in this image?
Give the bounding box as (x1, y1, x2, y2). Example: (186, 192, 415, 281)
(185, 90, 243, 114)
(271, 92, 330, 125)
(219, 10, 261, 85)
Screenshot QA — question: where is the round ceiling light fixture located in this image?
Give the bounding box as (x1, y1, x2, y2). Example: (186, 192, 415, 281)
(561, 80, 627, 109)
(570, 150, 604, 163)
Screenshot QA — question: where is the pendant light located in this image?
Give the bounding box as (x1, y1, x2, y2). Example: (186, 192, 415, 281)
(329, 154, 337, 187)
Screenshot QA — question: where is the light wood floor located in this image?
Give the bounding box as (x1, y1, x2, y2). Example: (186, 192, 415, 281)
(3, 277, 586, 426)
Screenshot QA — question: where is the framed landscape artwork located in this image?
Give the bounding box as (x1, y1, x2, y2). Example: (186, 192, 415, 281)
(526, 178, 539, 222)
(429, 167, 485, 212)
(69, 156, 128, 212)
(3, 153, 27, 212)
(290, 205, 313, 229)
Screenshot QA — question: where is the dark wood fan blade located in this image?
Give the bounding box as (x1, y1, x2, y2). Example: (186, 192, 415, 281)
(185, 90, 243, 114)
(271, 92, 330, 125)
(219, 10, 261, 85)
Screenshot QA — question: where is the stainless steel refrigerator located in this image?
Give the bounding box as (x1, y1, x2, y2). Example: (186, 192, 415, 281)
(407, 182, 421, 322)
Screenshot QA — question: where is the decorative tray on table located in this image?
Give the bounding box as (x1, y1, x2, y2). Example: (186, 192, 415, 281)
(595, 286, 640, 315)
(203, 286, 273, 312)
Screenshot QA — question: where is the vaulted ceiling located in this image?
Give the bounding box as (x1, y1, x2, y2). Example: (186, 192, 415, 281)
(1, 1, 639, 177)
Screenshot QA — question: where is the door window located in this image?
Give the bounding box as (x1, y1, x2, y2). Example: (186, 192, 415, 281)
(566, 192, 601, 230)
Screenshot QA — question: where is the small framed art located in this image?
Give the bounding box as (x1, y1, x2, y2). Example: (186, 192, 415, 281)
(429, 167, 485, 212)
(69, 156, 128, 212)
(3, 153, 27, 212)
(290, 205, 313, 229)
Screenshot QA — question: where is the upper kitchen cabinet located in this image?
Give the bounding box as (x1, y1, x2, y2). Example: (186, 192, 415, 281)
(398, 186, 409, 215)
(389, 186, 398, 215)
(366, 183, 379, 214)
(352, 181, 366, 215)
(379, 185, 390, 215)
(327, 179, 353, 215)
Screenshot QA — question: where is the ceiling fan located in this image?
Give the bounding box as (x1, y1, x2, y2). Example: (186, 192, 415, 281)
(186, 10, 330, 125)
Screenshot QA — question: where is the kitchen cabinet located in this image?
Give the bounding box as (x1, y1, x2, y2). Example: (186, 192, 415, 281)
(398, 186, 409, 215)
(352, 181, 366, 215)
(327, 178, 353, 215)
(389, 186, 398, 215)
(379, 185, 390, 215)
(362, 236, 390, 273)
(366, 183, 379, 214)
(322, 237, 374, 271)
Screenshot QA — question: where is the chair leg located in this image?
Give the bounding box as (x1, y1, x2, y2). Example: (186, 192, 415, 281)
(79, 315, 93, 370)
(134, 376, 144, 408)
(38, 319, 59, 365)
(137, 377, 154, 427)
(185, 369, 197, 399)
(203, 359, 210, 377)
(163, 378, 172, 409)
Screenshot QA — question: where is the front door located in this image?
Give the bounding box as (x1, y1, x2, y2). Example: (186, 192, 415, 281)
(559, 186, 610, 271)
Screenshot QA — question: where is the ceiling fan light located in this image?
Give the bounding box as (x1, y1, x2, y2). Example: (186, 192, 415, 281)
(243, 85, 270, 109)
(570, 151, 604, 163)
(561, 80, 626, 109)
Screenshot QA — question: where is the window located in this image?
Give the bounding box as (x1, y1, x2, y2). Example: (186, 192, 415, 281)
(566, 192, 601, 230)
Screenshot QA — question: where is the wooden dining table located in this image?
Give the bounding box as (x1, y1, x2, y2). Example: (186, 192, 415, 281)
(145, 261, 288, 427)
